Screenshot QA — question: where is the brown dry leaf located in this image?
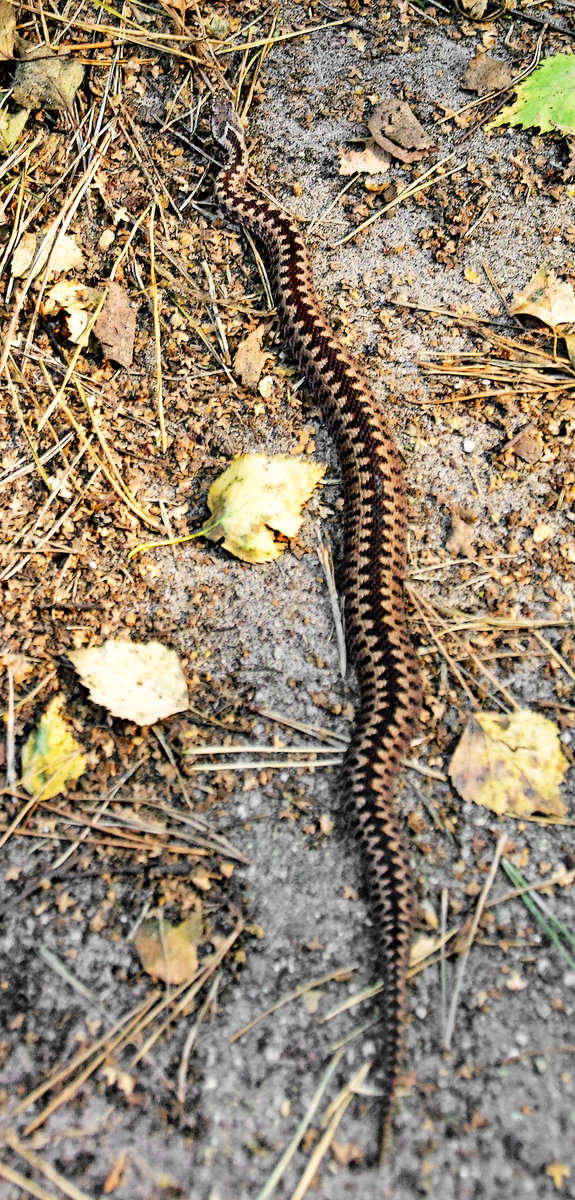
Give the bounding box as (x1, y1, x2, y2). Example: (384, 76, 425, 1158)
(513, 432, 543, 463)
(93, 282, 136, 368)
(510, 265, 575, 330)
(368, 99, 434, 163)
(331, 1141, 364, 1167)
(0, 1, 16, 61)
(103, 1151, 129, 1195)
(134, 913, 203, 984)
(13, 50, 84, 111)
(462, 53, 512, 96)
(233, 325, 271, 389)
(202, 454, 326, 564)
(338, 138, 390, 177)
(546, 1163, 571, 1191)
(564, 140, 575, 183)
(446, 513, 476, 558)
(505, 970, 527, 992)
(43, 281, 102, 343)
(21, 696, 86, 800)
(69, 640, 189, 725)
(449, 710, 569, 819)
(12, 231, 84, 280)
(459, 0, 489, 17)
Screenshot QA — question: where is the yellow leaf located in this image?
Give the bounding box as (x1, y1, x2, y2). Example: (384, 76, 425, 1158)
(43, 281, 102, 344)
(464, 266, 480, 284)
(409, 934, 439, 967)
(134, 913, 203, 984)
(546, 1162, 571, 1190)
(69, 640, 189, 725)
(449, 710, 568, 819)
(21, 697, 86, 800)
(510, 264, 575, 330)
(202, 454, 326, 563)
(0, 107, 28, 154)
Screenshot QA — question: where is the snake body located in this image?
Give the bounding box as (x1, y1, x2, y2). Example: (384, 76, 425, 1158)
(211, 96, 421, 1149)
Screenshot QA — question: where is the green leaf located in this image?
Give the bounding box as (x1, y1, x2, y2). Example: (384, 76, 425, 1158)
(487, 54, 575, 136)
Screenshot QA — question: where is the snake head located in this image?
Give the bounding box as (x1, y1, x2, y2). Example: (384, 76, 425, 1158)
(211, 93, 245, 149)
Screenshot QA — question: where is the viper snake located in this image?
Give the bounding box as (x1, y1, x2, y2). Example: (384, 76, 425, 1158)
(211, 95, 422, 1152)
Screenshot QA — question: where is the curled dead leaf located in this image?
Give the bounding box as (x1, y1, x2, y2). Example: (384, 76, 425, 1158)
(338, 139, 390, 177)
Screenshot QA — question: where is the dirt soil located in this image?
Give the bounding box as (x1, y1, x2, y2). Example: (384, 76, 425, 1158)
(1, 2, 575, 1198)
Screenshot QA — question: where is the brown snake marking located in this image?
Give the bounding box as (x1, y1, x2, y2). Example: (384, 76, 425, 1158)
(211, 95, 422, 1153)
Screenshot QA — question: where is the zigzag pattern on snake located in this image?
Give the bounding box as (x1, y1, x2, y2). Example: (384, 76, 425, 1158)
(211, 95, 422, 1151)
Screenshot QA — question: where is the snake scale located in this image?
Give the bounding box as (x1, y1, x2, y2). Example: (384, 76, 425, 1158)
(211, 95, 422, 1152)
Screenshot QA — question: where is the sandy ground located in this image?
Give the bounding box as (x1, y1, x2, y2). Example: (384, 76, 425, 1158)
(1, 3, 575, 1198)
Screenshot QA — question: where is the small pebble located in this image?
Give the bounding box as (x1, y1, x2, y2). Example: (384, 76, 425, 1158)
(462, 438, 476, 453)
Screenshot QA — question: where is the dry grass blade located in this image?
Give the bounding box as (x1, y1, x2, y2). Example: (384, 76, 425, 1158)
(0, 1159, 66, 1200)
(149, 201, 167, 452)
(317, 529, 346, 677)
(443, 833, 508, 1051)
(129, 920, 244, 1066)
(332, 154, 461, 248)
(2, 1131, 96, 1200)
(177, 971, 221, 1104)
(288, 1060, 371, 1200)
(255, 1050, 344, 1200)
(231, 966, 357, 1042)
(12, 990, 160, 1120)
(254, 707, 349, 746)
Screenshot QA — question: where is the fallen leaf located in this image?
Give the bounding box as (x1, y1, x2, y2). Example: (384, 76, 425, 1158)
(459, 0, 489, 17)
(69, 640, 189, 725)
(368, 99, 434, 163)
(0, 1, 16, 61)
(12, 231, 84, 280)
(513, 432, 543, 463)
(134, 913, 203, 984)
(43, 281, 103, 343)
(488, 54, 575, 136)
(331, 1141, 364, 1167)
(446, 512, 476, 558)
(233, 325, 271, 389)
(0, 106, 28, 153)
(13, 51, 84, 111)
(338, 138, 390, 177)
(510, 264, 575, 330)
(93, 282, 136, 368)
(462, 53, 512, 96)
(21, 696, 86, 800)
(546, 1162, 571, 1191)
(319, 814, 334, 836)
(409, 934, 438, 967)
(533, 522, 554, 543)
(349, 28, 366, 52)
(201, 454, 326, 563)
(449, 710, 568, 819)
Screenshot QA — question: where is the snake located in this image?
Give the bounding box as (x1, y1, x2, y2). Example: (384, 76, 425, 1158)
(211, 95, 422, 1153)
